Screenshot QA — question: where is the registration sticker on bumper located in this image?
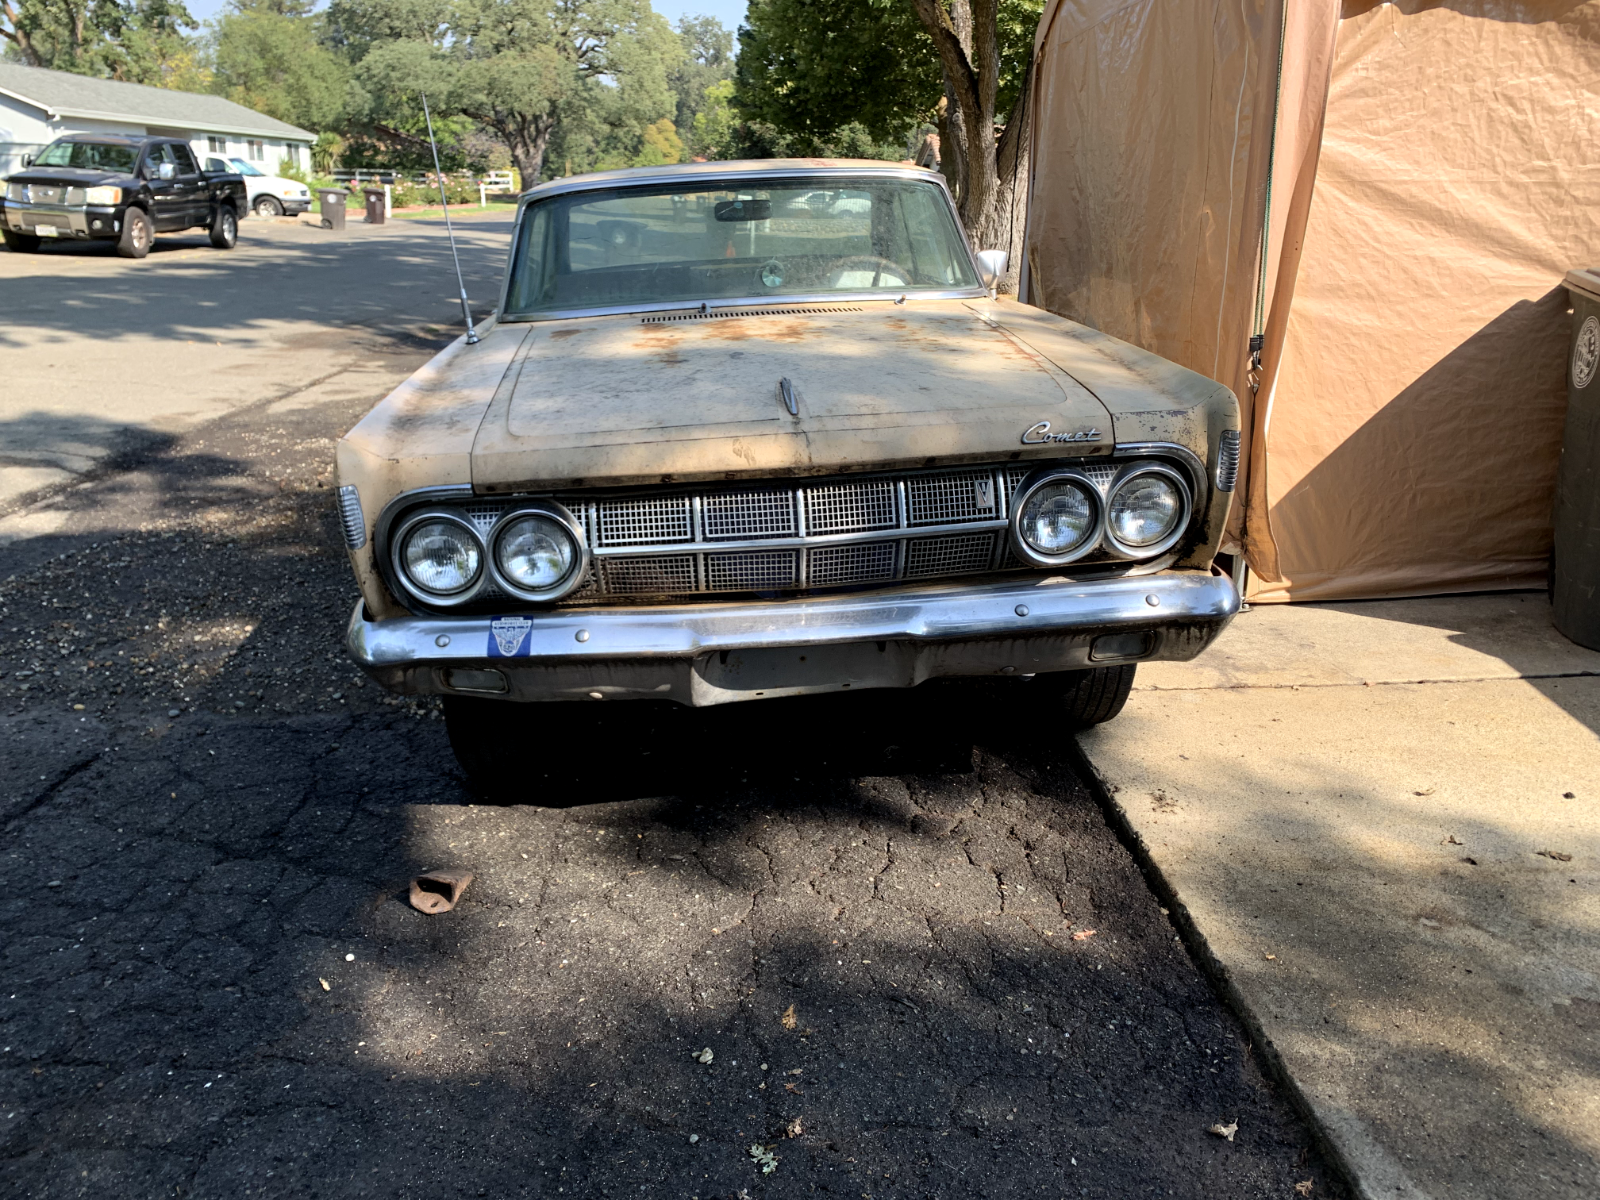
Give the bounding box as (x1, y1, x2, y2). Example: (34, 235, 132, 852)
(487, 617, 532, 657)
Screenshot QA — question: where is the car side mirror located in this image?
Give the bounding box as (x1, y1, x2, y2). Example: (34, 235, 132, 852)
(975, 250, 1009, 290)
(21, 154, 32, 168)
(157, 162, 175, 181)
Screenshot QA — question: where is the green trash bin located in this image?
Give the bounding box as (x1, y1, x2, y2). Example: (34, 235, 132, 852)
(1552, 267, 1600, 649)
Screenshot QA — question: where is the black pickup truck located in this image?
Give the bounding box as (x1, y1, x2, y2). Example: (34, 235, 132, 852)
(1, 133, 248, 259)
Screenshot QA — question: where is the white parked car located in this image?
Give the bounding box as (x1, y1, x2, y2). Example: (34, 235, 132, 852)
(204, 157, 311, 218)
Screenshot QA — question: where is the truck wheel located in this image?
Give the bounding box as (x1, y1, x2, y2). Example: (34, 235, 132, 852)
(1032, 664, 1137, 726)
(209, 204, 238, 249)
(253, 195, 283, 218)
(116, 208, 152, 259)
(2, 228, 40, 253)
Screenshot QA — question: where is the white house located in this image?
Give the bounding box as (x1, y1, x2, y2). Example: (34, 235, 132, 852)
(0, 63, 314, 178)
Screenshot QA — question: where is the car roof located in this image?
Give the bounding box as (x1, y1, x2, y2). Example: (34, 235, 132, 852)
(522, 158, 943, 202)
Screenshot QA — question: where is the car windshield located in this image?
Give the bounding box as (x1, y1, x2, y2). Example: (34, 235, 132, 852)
(229, 159, 266, 177)
(503, 175, 981, 317)
(32, 141, 139, 172)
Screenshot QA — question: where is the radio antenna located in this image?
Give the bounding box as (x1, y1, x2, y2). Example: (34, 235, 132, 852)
(420, 90, 479, 345)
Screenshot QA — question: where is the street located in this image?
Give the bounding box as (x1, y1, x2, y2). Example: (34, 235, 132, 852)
(0, 222, 1342, 1199)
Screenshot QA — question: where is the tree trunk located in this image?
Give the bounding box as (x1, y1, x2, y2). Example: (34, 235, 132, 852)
(906, 0, 1030, 291)
(1, 0, 46, 66)
(494, 110, 555, 188)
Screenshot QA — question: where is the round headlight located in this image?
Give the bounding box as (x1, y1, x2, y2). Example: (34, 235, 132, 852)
(401, 520, 481, 594)
(496, 515, 577, 590)
(1019, 480, 1096, 556)
(1108, 472, 1183, 548)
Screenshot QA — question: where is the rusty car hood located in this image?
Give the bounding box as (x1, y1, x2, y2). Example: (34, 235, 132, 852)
(467, 302, 1115, 491)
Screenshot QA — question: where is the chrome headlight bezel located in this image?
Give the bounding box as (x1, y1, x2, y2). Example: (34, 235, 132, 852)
(391, 509, 485, 608)
(1103, 464, 1191, 558)
(487, 501, 589, 603)
(1009, 470, 1104, 566)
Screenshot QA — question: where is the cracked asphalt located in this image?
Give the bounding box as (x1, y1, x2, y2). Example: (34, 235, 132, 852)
(0, 227, 1343, 1199)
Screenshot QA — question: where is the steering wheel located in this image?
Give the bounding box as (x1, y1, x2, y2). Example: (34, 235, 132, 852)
(827, 255, 909, 289)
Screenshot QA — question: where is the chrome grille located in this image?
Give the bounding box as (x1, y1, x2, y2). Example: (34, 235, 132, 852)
(905, 533, 997, 578)
(25, 184, 64, 204)
(397, 456, 1186, 603)
(601, 554, 697, 594)
(703, 489, 794, 540)
(907, 470, 998, 525)
(804, 478, 896, 534)
(809, 541, 897, 585)
(705, 549, 797, 591)
(597, 495, 691, 545)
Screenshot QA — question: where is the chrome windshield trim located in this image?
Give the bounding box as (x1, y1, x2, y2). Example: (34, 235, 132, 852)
(496, 289, 989, 324)
(517, 162, 945, 204)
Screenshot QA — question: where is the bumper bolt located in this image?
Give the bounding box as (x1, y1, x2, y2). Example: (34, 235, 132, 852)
(434, 634, 451, 648)
(1014, 604, 1030, 617)
(1145, 594, 1160, 607)
(588, 691, 603, 700)
(575, 629, 590, 643)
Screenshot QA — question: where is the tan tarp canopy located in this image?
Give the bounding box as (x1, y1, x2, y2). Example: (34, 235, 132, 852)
(1023, 0, 1600, 601)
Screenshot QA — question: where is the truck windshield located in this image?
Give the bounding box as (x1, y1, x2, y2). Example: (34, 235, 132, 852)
(33, 142, 138, 172)
(504, 176, 981, 317)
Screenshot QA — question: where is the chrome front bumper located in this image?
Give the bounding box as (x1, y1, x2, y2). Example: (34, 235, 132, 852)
(345, 569, 1239, 707)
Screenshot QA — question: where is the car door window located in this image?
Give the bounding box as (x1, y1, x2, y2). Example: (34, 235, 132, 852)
(205, 158, 229, 173)
(144, 143, 174, 177)
(171, 144, 200, 176)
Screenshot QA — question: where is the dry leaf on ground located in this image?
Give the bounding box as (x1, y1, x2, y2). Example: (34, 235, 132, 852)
(694, 1047, 713, 1064)
(1207, 1121, 1238, 1141)
(781, 1004, 798, 1030)
(1072, 929, 1097, 941)
(1295, 1181, 1314, 1197)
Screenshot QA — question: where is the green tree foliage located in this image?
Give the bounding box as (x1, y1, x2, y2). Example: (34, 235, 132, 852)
(691, 76, 734, 160)
(210, 0, 350, 131)
(735, 0, 938, 149)
(2, 0, 200, 84)
(667, 13, 730, 157)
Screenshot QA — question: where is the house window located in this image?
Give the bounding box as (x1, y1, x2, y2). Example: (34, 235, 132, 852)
(207, 136, 226, 153)
(283, 144, 300, 168)
(246, 139, 264, 161)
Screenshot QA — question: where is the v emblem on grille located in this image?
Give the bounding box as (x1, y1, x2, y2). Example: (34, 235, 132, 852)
(974, 478, 994, 510)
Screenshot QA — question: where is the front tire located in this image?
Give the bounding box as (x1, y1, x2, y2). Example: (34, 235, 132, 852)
(116, 208, 152, 258)
(209, 204, 238, 249)
(1032, 664, 1137, 726)
(2, 228, 41, 253)
(253, 195, 283, 218)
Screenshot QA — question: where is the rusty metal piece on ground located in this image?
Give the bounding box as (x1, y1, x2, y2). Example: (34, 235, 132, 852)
(409, 869, 474, 914)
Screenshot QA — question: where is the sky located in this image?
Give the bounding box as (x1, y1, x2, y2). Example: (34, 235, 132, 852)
(183, 0, 750, 35)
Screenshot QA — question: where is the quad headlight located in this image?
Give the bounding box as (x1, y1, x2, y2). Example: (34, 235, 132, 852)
(1015, 476, 1099, 563)
(1106, 469, 1186, 551)
(1011, 461, 1191, 565)
(495, 513, 579, 592)
(400, 518, 481, 596)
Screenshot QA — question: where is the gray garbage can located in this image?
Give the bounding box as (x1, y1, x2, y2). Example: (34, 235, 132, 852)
(1552, 267, 1600, 649)
(363, 187, 386, 225)
(316, 188, 347, 231)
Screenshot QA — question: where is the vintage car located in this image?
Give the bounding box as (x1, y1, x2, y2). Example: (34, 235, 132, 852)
(335, 160, 1241, 796)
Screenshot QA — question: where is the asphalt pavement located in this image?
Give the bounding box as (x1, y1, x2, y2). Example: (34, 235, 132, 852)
(0, 222, 1343, 1198)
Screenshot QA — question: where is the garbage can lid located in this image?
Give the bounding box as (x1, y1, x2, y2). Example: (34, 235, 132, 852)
(1567, 268, 1600, 305)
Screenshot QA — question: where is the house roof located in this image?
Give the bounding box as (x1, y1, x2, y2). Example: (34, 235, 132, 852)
(0, 63, 315, 142)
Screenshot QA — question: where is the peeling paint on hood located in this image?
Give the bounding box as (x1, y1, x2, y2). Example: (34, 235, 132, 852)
(468, 302, 1115, 491)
